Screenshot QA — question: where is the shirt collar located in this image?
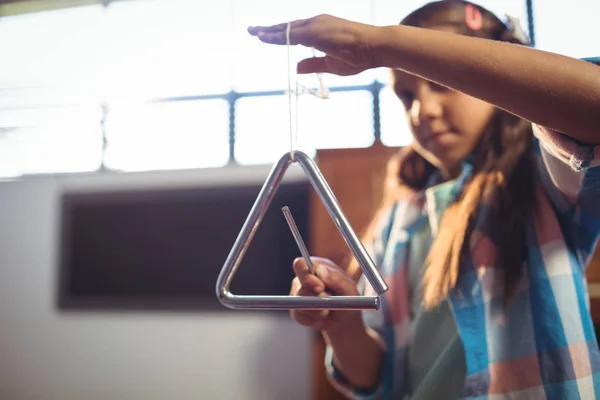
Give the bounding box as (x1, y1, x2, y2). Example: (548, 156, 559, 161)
(423, 158, 474, 235)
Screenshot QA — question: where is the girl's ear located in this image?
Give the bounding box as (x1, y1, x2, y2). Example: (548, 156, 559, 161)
(464, 3, 483, 31)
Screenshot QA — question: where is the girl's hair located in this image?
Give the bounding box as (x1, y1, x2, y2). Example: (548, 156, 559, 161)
(358, 0, 536, 309)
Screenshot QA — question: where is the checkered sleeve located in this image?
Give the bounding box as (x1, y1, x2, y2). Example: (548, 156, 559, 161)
(532, 123, 600, 263)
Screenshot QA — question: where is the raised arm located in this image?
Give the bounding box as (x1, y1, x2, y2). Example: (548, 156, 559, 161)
(374, 24, 600, 144)
(249, 15, 600, 144)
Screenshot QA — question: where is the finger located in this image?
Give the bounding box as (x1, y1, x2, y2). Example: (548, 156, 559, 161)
(291, 290, 330, 325)
(252, 29, 308, 46)
(293, 258, 324, 288)
(250, 23, 315, 46)
(298, 57, 366, 77)
(290, 277, 302, 296)
(297, 57, 329, 74)
(297, 283, 323, 297)
(247, 19, 309, 35)
(292, 308, 329, 327)
(304, 274, 325, 294)
(290, 276, 324, 295)
(290, 279, 329, 326)
(313, 262, 359, 296)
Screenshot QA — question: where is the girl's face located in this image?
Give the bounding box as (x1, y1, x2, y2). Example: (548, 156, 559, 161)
(390, 29, 495, 178)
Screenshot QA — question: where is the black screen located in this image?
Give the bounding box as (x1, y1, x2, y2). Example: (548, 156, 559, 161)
(57, 181, 310, 312)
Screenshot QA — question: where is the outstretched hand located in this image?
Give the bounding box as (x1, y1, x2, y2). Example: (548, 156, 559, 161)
(247, 14, 384, 76)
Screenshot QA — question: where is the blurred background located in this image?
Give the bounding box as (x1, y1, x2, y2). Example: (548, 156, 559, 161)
(0, 0, 598, 399)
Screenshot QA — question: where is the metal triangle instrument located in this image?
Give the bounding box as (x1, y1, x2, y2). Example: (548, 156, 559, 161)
(216, 150, 389, 310)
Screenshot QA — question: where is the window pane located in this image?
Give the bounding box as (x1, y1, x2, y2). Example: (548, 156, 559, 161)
(234, 96, 291, 165)
(299, 90, 375, 150)
(0, 2, 105, 179)
(0, 106, 103, 177)
(235, 90, 374, 165)
(379, 86, 413, 147)
(0, 5, 105, 93)
(535, 1, 600, 59)
(232, 0, 378, 92)
(0, 1, 235, 102)
(373, 0, 426, 26)
(104, 100, 229, 172)
(100, 0, 234, 103)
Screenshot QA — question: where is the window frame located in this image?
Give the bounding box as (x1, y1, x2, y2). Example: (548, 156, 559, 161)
(0, 0, 538, 177)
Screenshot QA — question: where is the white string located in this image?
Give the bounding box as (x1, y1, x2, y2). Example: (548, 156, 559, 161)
(286, 22, 296, 160)
(285, 21, 329, 161)
(295, 80, 299, 154)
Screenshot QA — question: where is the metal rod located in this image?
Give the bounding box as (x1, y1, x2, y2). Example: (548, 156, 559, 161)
(216, 150, 388, 310)
(281, 206, 315, 275)
(220, 295, 379, 310)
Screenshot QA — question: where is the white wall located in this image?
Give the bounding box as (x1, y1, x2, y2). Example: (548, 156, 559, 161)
(0, 165, 313, 400)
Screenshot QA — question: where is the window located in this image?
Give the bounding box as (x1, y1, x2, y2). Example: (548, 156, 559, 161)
(0, 0, 546, 178)
(0, 5, 105, 92)
(99, 0, 234, 103)
(0, 5, 105, 177)
(0, 105, 103, 176)
(534, 1, 600, 59)
(104, 100, 229, 172)
(297, 90, 375, 151)
(235, 90, 374, 165)
(379, 86, 413, 147)
(232, 0, 379, 91)
(233, 95, 291, 166)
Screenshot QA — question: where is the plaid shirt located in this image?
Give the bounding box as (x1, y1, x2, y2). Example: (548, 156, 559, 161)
(324, 65, 600, 398)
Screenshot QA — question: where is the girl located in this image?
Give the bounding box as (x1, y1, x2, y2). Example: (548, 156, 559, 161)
(249, 1, 600, 399)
